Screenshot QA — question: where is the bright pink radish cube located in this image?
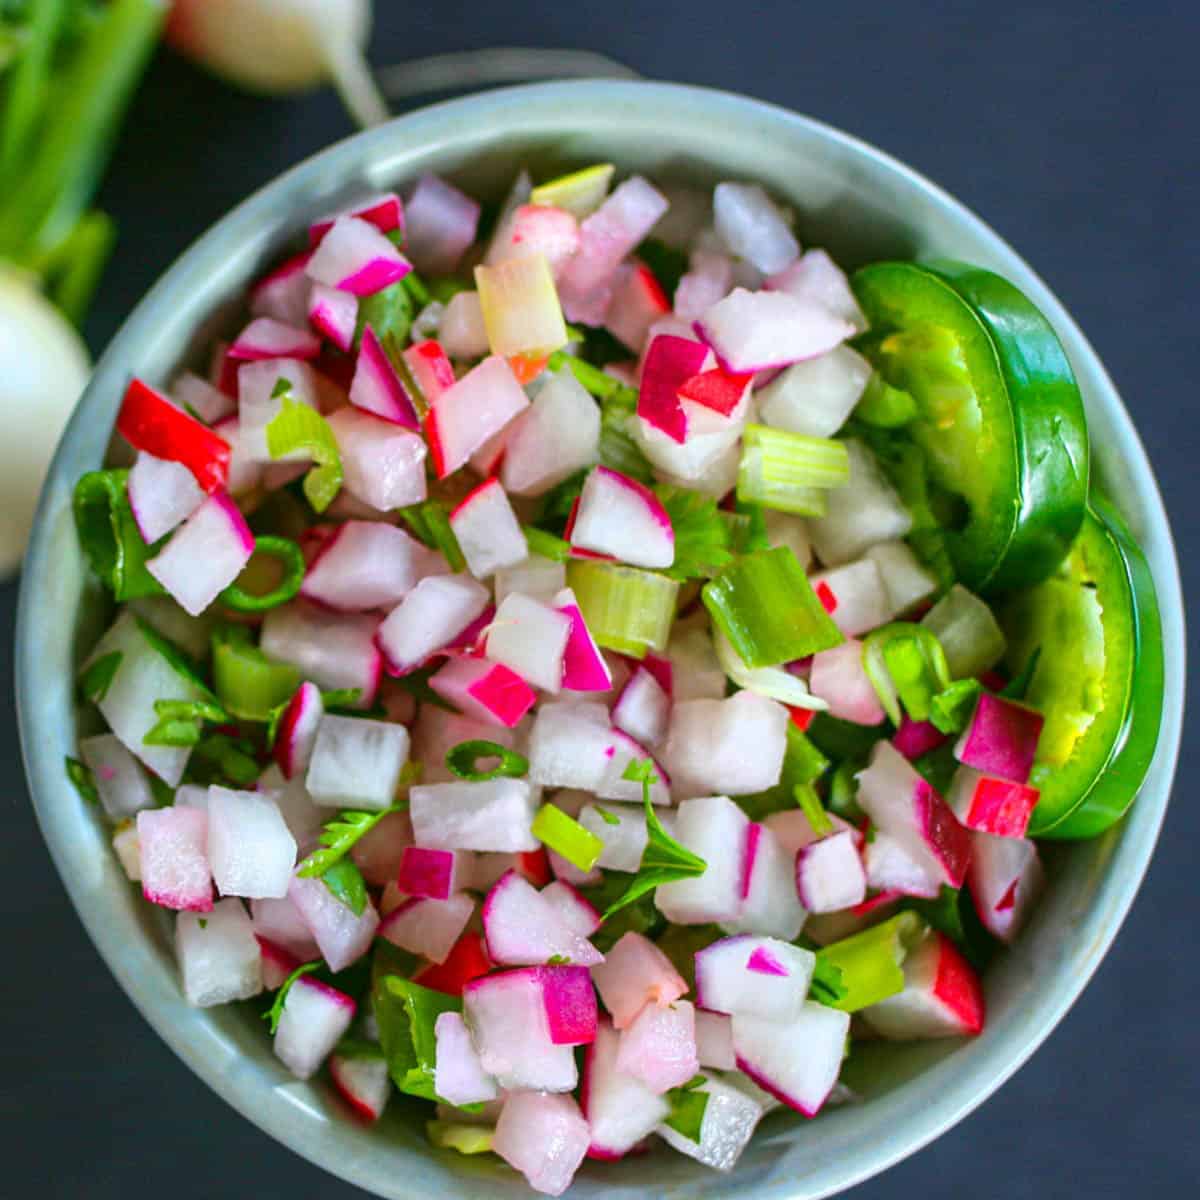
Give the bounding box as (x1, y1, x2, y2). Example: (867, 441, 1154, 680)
(967, 832, 1044, 943)
(329, 1052, 391, 1122)
(615, 997, 699, 1093)
(695, 935, 815, 1021)
(589, 931, 687, 1030)
(272, 681, 324, 780)
(305, 215, 410, 295)
(379, 893, 474, 964)
(307, 282, 358, 352)
(583, 1017, 670, 1160)
(288, 874, 379, 972)
(947, 766, 1039, 838)
(892, 716, 950, 760)
(493, 1090, 590, 1197)
(434, 1010, 498, 1106)
(796, 830, 868, 913)
(954, 693, 1044, 784)
(274, 974, 356, 1079)
(175, 898, 262, 1006)
(138, 806, 213, 912)
(485, 592, 573, 693)
(428, 657, 537, 729)
(541, 964, 599, 1046)
(396, 846, 463, 899)
(553, 586, 614, 693)
(482, 871, 603, 967)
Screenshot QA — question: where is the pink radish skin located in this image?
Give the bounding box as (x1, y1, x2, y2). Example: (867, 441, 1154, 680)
(256, 935, 300, 991)
(425, 355, 529, 479)
(796, 830, 868, 913)
(493, 1090, 590, 1197)
(176, 899, 262, 1007)
(301, 521, 425, 613)
(273, 974, 356, 1081)
(615, 998, 699, 1094)
(329, 1052, 392, 1122)
(723, 820, 806, 941)
(589, 932, 687, 1030)
(541, 964, 599, 1045)
(310, 194, 404, 247)
(288, 874, 379, 972)
(583, 1017, 671, 1160)
(126, 451, 205, 545)
(326, 406, 428, 512)
(606, 262, 671, 353)
(553, 586, 614, 693)
(637, 333, 712, 443)
(428, 657, 536, 729)
(947, 765, 1039, 838)
(540, 880, 602, 937)
(273, 681, 324, 780)
(403, 339, 456, 403)
(893, 716, 950, 760)
(482, 871, 603, 967)
(306, 215, 411, 296)
(967, 831, 1044, 943)
(308, 283, 358, 351)
(395, 846, 465, 900)
(694, 935, 815, 1021)
(433, 1011, 498, 1106)
(137, 806, 213, 913)
(228, 316, 321, 361)
(570, 465, 675, 569)
(403, 175, 481, 276)
(485, 592, 573, 694)
(261, 603, 382, 705)
(249, 250, 312, 327)
(350, 325, 419, 428)
(409, 779, 539, 853)
(449, 477, 528, 578)
(379, 893, 474, 963)
(954, 694, 1045, 784)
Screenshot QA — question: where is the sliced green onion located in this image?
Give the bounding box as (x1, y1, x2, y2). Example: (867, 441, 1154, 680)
(265, 397, 342, 513)
(815, 912, 923, 1012)
(522, 525, 572, 563)
(853, 373, 918, 428)
(920, 583, 1007, 680)
(702, 546, 843, 669)
(795, 784, 834, 837)
(861, 623, 952, 726)
(714, 628, 827, 709)
(143, 696, 228, 748)
(399, 501, 465, 572)
(425, 1121, 495, 1156)
(445, 739, 530, 782)
(827, 759, 865, 824)
(532, 803, 605, 872)
(736, 424, 850, 516)
(211, 624, 302, 721)
(79, 650, 122, 703)
(219, 536, 305, 612)
(530, 163, 614, 217)
(73, 469, 165, 600)
(567, 559, 679, 658)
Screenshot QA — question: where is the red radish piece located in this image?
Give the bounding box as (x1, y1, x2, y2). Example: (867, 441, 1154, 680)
(638, 333, 712, 443)
(349, 325, 420, 427)
(172, 370, 235, 425)
(310, 194, 403, 247)
(403, 339, 455, 403)
(288, 874, 379, 972)
(251, 895, 320, 961)
(78, 734, 155, 820)
(482, 871, 603, 967)
(810, 559, 891, 637)
(615, 998, 699, 1094)
(329, 1053, 391, 1122)
(305, 714, 410, 811)
(485, 592, 573, 693)
(809, 638, 886, 726)
(433, 1010, 498, 1106)
(553, 586, 614, 694)
(127, 451, 205, 544)
(694, 935, 815, 1020)
(713, 182, 799, 274)
(414, 930, 492, 996)
(947, 766, 1039, 838)
(395, 846, 466, 900)
(677, 366, 753, 417)
(403, 175, 481, 275)
(675, 250, 734, 321)
(967, 832, 1044, 942)
(541, 964, 599, 1045)
(306, 216, 410, 296)
(863, 929, 985, 1039)
(301, 521, 424, 612)
(540, 880, 602, 937)
(438, 291, 489, 359)
(499, 203, 581, 272)
(463, 969, 578, 1092)
(425, 355, 529, 479)
(249, 251, 313, 328)
(731, 1000, 851, 1116)
(655, 796, 750, 925)
(954, 694, 1044, 784)
(569, 465, 675, 569)
(612, 667, 670, 747)
(428, 657, 537, 729)
(117, 378, 230, 493)
(605, 262, 670, 353)
(796, 830, 867, 913)
(138, 806, 213, 913)
(590, 931, 687, 1030)
(697, 287, 854, 373)
(863, 830, 941, 899)
(893, 716, 950, 761)
(723, 821, 806, 941)
(350, 809, 415, 886)
(655, 1071, 769, 1171)
(500, 368, 600, 496)
(449, 477, 528, 578)
(856, 741, 972, 890)
(375, 574, 489, 675)
(207, 787, 298, 900)
(865, 540, 939, 617)
(578, 803, 648, 873)
(261, 603, 382, 704)
(272, 682, 324, 780)
(326, 406, 428, 512)
(256, 935, 301, 991)
(493, 1090, 589, 1197)
(175, 899, 262, 1006)
(583, 1018, 671, 1160)
(766, 248, 868, 333)
(694, 1009, 735, 1071)
(379, 892, 474, 963)
(229, 316, 321, 361)
(409, 780, 539, 853)
(273, 974, 356, 1080)
(662, 691, 790, 798)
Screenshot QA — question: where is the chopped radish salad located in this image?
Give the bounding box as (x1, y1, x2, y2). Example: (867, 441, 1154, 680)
(69, 161, 1118, 1197)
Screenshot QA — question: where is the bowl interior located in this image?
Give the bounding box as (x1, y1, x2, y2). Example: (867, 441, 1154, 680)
(17, 82, 1184, 1200)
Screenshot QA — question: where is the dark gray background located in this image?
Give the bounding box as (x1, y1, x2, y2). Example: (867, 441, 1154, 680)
(4, 2, 1197, 1196)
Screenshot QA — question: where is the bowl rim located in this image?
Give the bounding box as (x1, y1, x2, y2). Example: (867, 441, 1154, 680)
(16, 78, 1186, 1200)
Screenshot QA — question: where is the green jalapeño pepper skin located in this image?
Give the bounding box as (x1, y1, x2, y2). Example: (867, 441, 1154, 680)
(999, 499, 1163, 838)
(851, 261, 1089, 595)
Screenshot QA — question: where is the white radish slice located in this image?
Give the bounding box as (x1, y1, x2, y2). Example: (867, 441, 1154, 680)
(251, 895, 319, 961)
(863, 830, 941, 899)
(809, 638, 887, 727)
(79, 734, 155, 820)
(236, 358, 320, 460)
(482, 870, 603, 966)
(138, 806, 213, 912)
(438, 290, 489, 359)
(207, 786, 297, 899)
(425, 355, 529, 478)
(229, 316, 321, 361)
(590, 931, 687, 1030)
(569, 465, 675, 568)
(273, 974, 356, 1080)
(449, 477, 528, 579)
(766, 248, 868, 333)
(527, 701, 613, 792)
(713, 182, 799, 274)
(309, 194, 403, 247)
(305, 714, 410, 811)
(327, 405, 428, 511)
(261, 603, 382, 704)
(288, 874, 379, 972)
(807, 439, 912, 565)
(329, 1053, 391, 1121)
(606, 262, 671, 353)
(305, 215, 410, 295)
(300, 521, 424, 612)
(495, 554, 567, 607)
(494, 202, 581, 272)
(172, 370, 234, 425)
(433, 1010, 498, 1106)
(350, 325, 419, 427)
(307, 283, 358, 352)
(865, 540, 939, 618)
(796, 830, 867, 913)
(611, 666, 670, 748)
(375, 574, 489, 675)
(485, 592, 573, 693)
(655, 796, 750, 925)
(409, 780, 539, 853)
(379, 892, 474, 963)
(694, 935, 815, 1020)
(615, 997, 699, 1094)
(412, 708, 521, 786)
(656, 1071, 768, 1171)
(257, 934, 300, 990)
(967, 831, 1043, 943)
(127, 451, 205, 543)
(811, 558, 891, 637)
(500, 367, 600, 497)
(403, 175, 481, 275)
(540, 880, 602, 937)
(675, 249, 734, 321)
(403, 338, 456, 402)
(249, 251, 312, 327)
(756, 344, 872, 438)
(698, 287, 853, 372)
(211, 415, 263, 497)
(583, 1017, 670, 1160)
(721, 821, 806, 941)
(694, 1010, 735, 1071)
(493, 1090, 589, 1196)
(578, 802, 647, 874)
(175, 898, 262, 1007)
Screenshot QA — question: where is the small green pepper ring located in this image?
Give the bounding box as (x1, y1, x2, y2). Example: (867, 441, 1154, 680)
(219, 535, 305, 612)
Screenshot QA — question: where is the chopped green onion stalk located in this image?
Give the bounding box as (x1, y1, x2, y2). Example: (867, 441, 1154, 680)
(521, 525, 571, 563)
(532, 803, 605, 872)
(530, 163, 614, 217)
(265, 397, 343, 513)
(861, 623, 952, 726)
(211, 624, 302, 721)
(702, 546, 843, 669)
(445, 739, 530, 782)
(73, 469, 165, 600)
(714, 627, 827, 709)
(545, 349, 633, 403)
(795, 784, 834, 837)
(218, 536, 305, 612)
(425, 1121, 495, 1156)
(399, 501, 465, 572)
(736, 424, 850, 516)
(567, 559, 679, 658)
(815, 912, 923, 1011)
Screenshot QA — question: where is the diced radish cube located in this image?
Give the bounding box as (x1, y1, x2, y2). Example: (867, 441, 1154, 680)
(606, 261, 671, 353)
(578, 802, 647, 873)
(439, 290, 489, 359)
(250, 251, 312, 326)
(403, 338, 456, 403)
(309, 193, 404, 247)
(967, 831, 1044, 943)
(329, 1052, 391, 1122)
(449, 477, 528, 579)
(301, 521, 424, 612)
(376, 574, 490, 675)
(176, 898, 262, 1006)
(583, 1017, 671, 1160)
(501, 202, 581, 270)
(865, 540, 938, 617)
(127, 451, 205, 544)
(307, 282, 358, 352)
(954, 693, 1044, 784)
(351, 809, 415, 886)
(808, 439, 912, 565)
(655, 796, 750, 924)
(173, 370, 235, 426)
(767, 248, 868, 332)
(863, 929, 985, 1039)
(261, 603, 382, 705)
(694, 935, 815, 1020)
(410, 780, 539, 852)
(500, 368, 601, 496)
(493, 1090, 589, 1197)
(305, 715, 409, 811)
(229, 316, 321, 362)
(379, 893, 474, 963)
(482, 871, 603, 966)
(350, 324, 419, 427)
(495, 554, 567, 607)
(327, 406, 428, 511)
(764, 806, 856, 858)
(756, 344, 872, 438)
(713, 182, 799, 274)
(396, 846, 466, 899)
(810, 558, 891, 637)
(427, 657, 537, 730)
(463, 968, 578, 1092)
(306, 215, 409, 295)
(274, 974, 356, 1079)
(527, 701, 613, 792)
(863, 830, 941, 899)
(288, 874, 379, 972)
(722, 821, 806, 940)
(569, 465, 675, 569)
(668, 623, 727, 702)
(656, 1071, 769, 1171)
(594, 729, 672, 806)
(272, 682, 324, 781)
(796, 830, 867, 913)
(893, 715, 951, 761)
(809, 637, 887, 725)
(732, 1000, 851, 1116)
(947, 765, 1039, 838)
(403, 174, 480, 275)
(615, 997, 698, 1094)
(79, 733, 155, 820)
(138, 806, 212, 912)
(434, 1010, 499, 1106)
(590, 931, 688, 1029)
(540, 880, 602, 937)
(425, 355, 529, 478)
(211, 415, 262, 497)
(113, 823, 141, 880)
(541, 963, 599, 1045)
(207, 787, 297, 899)
(694, 1009, 735, 1071)
(486, 592, 573, 693)
(257, 935, 301, 990)
(236, 358, 321, 460)
(251, 895, 319, 960)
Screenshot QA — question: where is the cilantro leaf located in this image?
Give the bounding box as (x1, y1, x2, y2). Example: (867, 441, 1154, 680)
(142, 696, 229, 748)
(374, 974, 461, 1100)
(64, 756, 99, 807)
(262, 960, 321, 1034)
(653, 485, 734, 582)
(663, 1074, 710, 1142)
(187, 732, 260, 787)
(599, 391, 654, 482)
(79, 651, 122, 702)
(320, 858, 369, 916)
(297, 805, 407, 879)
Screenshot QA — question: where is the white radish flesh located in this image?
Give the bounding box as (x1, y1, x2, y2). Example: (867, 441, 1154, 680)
(207, 787, 298, 899)
(176, 898, 262, 1007)
(409, 779, 539, 853)
(305, 714, 410, 811)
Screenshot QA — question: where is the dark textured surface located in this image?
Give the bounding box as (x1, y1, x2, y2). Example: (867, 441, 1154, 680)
(4, 4, 1197, 1197)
